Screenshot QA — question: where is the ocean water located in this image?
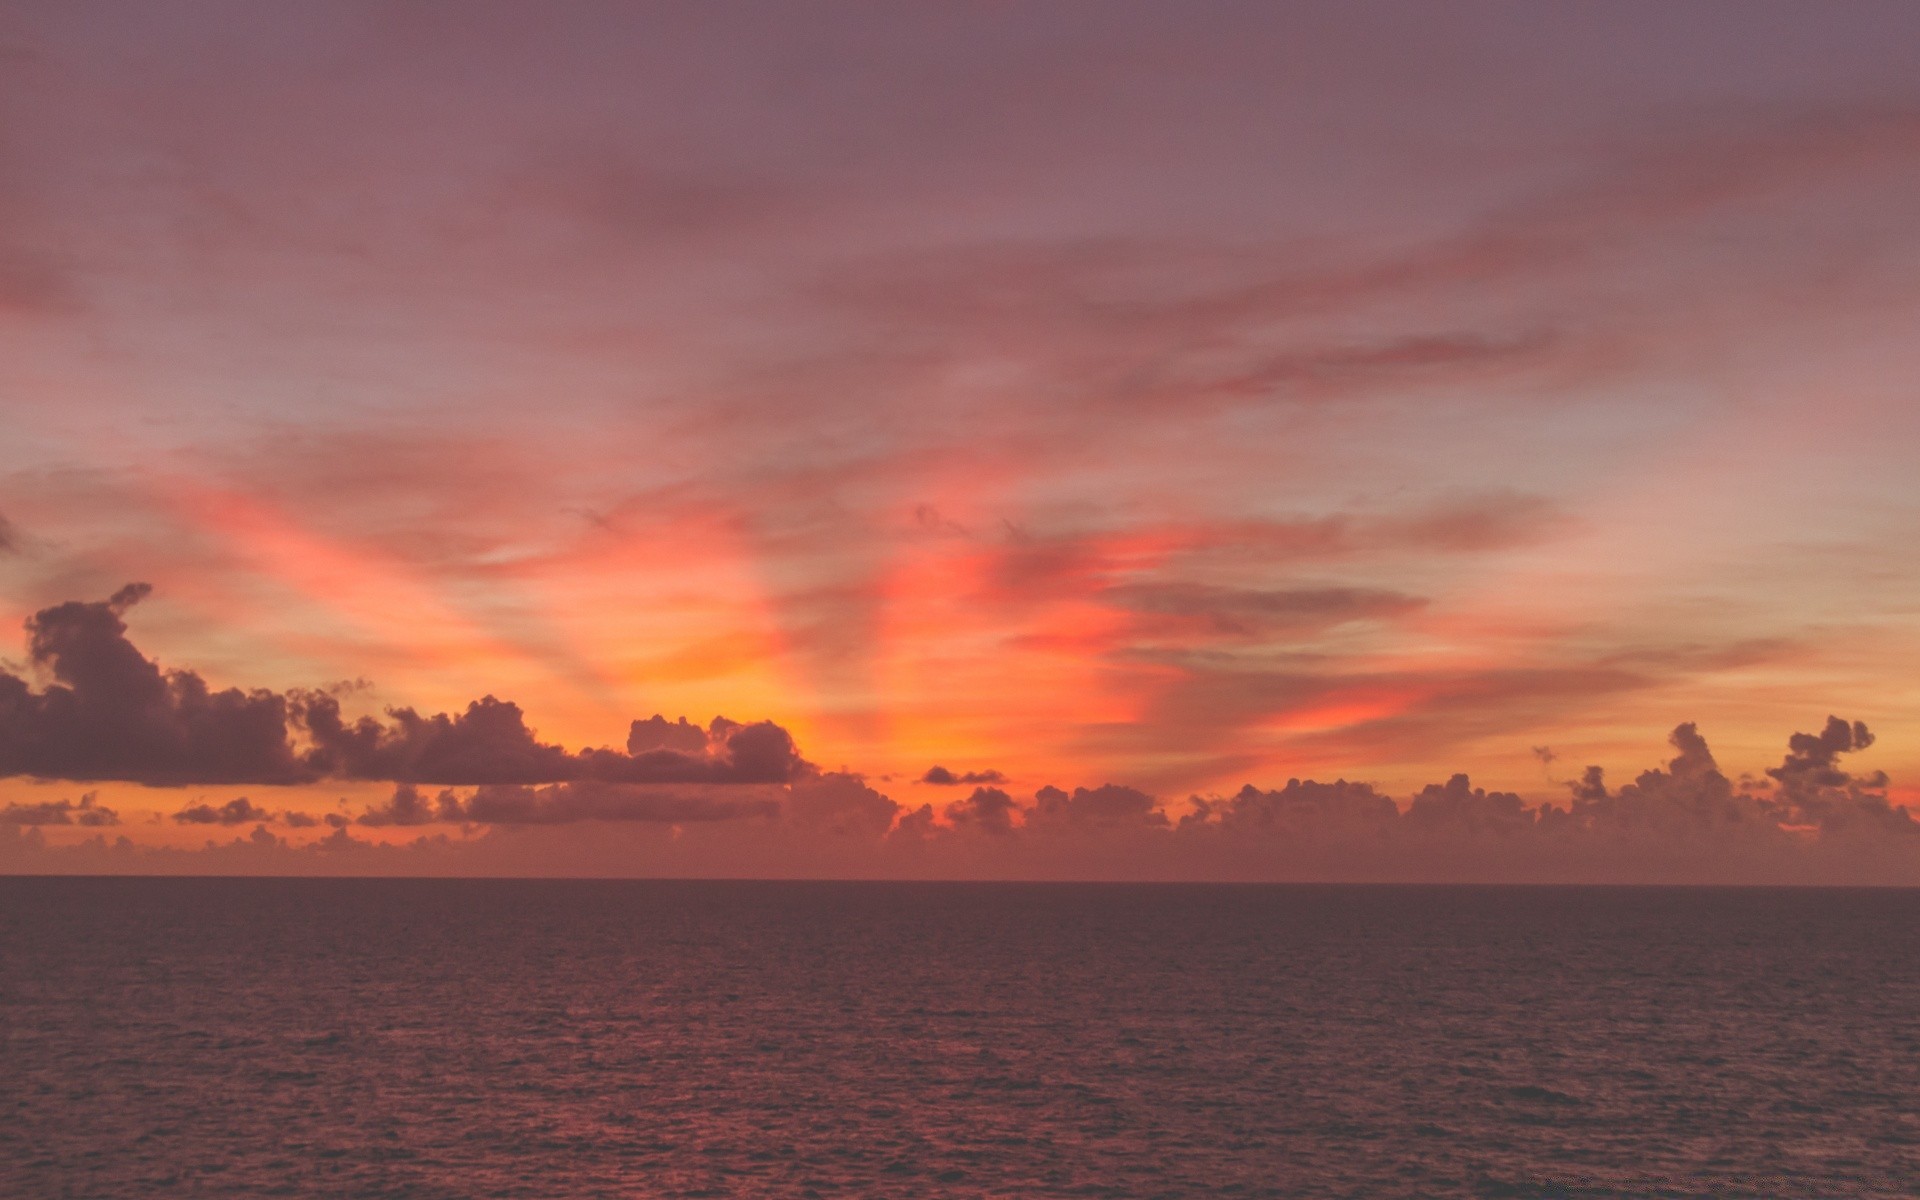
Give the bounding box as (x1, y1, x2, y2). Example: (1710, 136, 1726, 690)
(2, 879, 1916, 1199)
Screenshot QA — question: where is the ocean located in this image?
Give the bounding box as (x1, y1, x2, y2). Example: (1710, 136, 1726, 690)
(3, 878, 1916, 1198)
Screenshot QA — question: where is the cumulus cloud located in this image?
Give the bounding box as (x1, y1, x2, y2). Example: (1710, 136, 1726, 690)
(0, 585, 313, 785)
(1179, 778, 1398, 838)
(172, 797, 275, 826)
(1171, 718, 1917, 872)
(921, 765, 1006, 786)
(1763, 716, 1893, 832)
(942, 785, 1020, 835)
(1026, 783, 1169, 830)
(294, 694, 806, 786)
(625, 714, 711, 754)
(1531, 718, 1914, 851)
(786, 772, 900, 837)
(355, 783, 445, 827)
(1, 791, 119, 826)
(3, 718, 1915, 883)
(0, 587, 809, 789)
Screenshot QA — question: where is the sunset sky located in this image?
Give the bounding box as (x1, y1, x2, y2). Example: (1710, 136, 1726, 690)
(4, 1, 1920, 879)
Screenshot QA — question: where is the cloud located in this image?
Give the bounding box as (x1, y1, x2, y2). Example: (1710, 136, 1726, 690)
(1026, 783, 1168, 830)
(355, 783, 445, 827)
(626, 714, 711, 754)
(1, 791, 118, 826)
(786, 772, 900, 838)
(1140, 331, 1562, 411)
(0, 587, 809, 788)
(172, 797, 275, 826)
(0, 510, 15, 553)
(3, 719, 1915, 882)
(1762, 716, 1894, 833)
(294, 694, 807, 786)
(0, 585, 314, 785)
(293, 694, 572, 785)
(921, 765, 1006, 786)
(1375, 490, 1570, 553)
(1402, 775, 1538, 839)
(1179, 778, 1398, 838)
(1178, 719, 1918, 869)
(941, 785, 1019, 835)
(1106, 583, 1426, 639)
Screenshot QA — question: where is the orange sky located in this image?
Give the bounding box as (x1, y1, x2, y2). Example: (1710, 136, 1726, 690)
(4, 2, 1920, 878)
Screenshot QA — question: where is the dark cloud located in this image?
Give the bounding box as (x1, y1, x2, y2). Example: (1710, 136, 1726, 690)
(281, 810, 321, 828)
(1, 791, 118, 826)
(295, 694, 807, 786)
(1027, 783, 1168, 830)
(172, 797, 275, 826)
(294, 694, 578, 785)
(2, 720, 1915, 883)
(1543, 722, 1782, 845)
(1180, 778, 1397, 838)
(0, 585, 314, 785)
(313, 826, 372, 853)
(0, 510, 16, 553)
(942, 785, 1019, 835)
(921, 765, 1006, 786)
(1402, 775, 1537, 839)
(1175, 720, 1917, 863)
(786, 772, 900, 838)
(1763, 716, 1888, 830)
(0, 587, 809, 789)
(355, 783, 444, 827)
(626, 714, 711, 755)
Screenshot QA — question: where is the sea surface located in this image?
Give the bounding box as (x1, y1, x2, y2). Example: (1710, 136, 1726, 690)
(2, 879, 1916, 1199)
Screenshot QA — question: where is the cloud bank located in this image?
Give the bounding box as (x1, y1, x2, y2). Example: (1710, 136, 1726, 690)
(0, 586, 807, 787)
(6, 715, 1916, 884)
(1, 588, 1916, 882)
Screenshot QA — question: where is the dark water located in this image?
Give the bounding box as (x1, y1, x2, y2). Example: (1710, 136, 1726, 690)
(2, 880, 1917, 1199)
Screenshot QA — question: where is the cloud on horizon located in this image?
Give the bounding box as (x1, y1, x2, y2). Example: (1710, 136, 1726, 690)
(920, 766, 1006, 786)
(10, 715, 1913, 884)
(171, 796, 275, 826)
(1, 790, 118, 827)
(1, 588, 1917, 883)
(0, 586, 810, 788)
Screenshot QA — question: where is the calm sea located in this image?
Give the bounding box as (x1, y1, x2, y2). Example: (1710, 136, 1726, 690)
(2, 879, 1916, 1198)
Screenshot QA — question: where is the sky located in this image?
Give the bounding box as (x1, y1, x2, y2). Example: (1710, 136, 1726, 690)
(4, 0, 1920, 881)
